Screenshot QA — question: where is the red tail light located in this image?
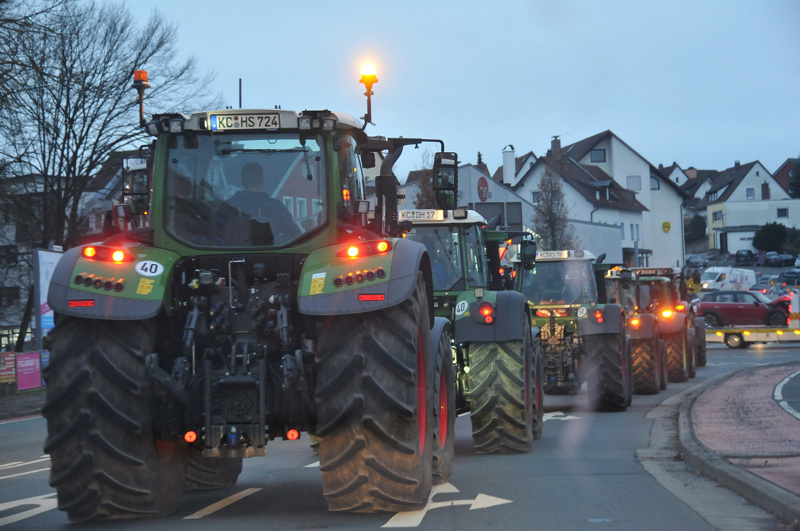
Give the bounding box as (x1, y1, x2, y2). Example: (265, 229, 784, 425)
(594, 310, 604, 323)
(337, 240, 392, 258)
(82, 245, 134, 263)
(479, 302, 494, 324)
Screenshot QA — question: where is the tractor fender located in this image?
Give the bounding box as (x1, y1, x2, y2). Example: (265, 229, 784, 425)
(577, 303, 624, 337)
(454, 290, 531, 343)
(431, 316, 451, 358)
(627, 313, 658, 340)
(47, 244, 174, 321)
(657, 314, 685, 335)
(298, 238, 433, 326)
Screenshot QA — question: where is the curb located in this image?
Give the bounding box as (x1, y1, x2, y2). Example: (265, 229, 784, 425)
(678, 367, 800, 527)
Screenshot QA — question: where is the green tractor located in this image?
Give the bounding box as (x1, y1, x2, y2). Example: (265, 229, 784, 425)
(402, 200, 543, 456)
(42, 69, 453, 520)
(516, 248, 632, 411)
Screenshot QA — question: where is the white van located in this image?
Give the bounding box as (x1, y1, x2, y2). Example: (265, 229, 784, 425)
(700, 267, 757, 291)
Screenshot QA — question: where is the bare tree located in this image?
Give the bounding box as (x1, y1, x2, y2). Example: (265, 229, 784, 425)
(0, 0, 221, 349)
(532, 166, 578, 250)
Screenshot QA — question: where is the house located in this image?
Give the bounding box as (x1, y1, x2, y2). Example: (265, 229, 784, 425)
(772, 158, 798, 197)
(704, 161, 789, 253)
(498, 132, 686, 267)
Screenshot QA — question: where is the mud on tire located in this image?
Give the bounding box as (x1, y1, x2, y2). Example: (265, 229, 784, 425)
(42, 318, 186, 522)
(467, 324, 537, 453)
(315, 276, 434, 512)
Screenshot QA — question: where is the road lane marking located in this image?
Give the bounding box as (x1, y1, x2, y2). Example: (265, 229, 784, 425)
(304, 461, 320, 468)
(0, 493, 57, 527)
(0, 468, 50, 480)
(544, 411, 580, 421)
(382, 483, 512, 528)
(0, 457, 49, 470)
(773, 370, 800, 420)
(183, 488, 262, 519)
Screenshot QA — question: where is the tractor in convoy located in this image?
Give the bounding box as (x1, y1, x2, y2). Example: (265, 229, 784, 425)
(42, 68, 454, 520)
(401, 163, 543, 455)
(515, 248, 632, 411)
(604, 267, 667, 394)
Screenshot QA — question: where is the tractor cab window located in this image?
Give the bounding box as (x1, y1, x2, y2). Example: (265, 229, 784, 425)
(406, 226, 463, 291)
(462, 226, 488, 288)
(336, 133, 366, 218)
(163, 132, 325, 248)
(522, 260, 597, 304)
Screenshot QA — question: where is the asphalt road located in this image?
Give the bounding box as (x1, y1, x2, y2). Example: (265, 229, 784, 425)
(1, 344, 797, 530)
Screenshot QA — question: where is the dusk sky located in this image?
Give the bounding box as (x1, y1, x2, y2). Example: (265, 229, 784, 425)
(125, 0, 800, 182)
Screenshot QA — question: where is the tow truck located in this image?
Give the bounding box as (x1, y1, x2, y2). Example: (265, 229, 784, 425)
(705, 290, 800, 348)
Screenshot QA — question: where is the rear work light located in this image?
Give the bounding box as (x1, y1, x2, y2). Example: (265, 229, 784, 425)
(661, 309, 674, 319)
(337, 240, 392, 258)
(82, 245, 135, 263)
(629, 317, 641, 329)
(536, 308, 568, 318)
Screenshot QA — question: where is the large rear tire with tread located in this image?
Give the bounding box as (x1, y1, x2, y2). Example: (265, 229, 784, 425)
(631, 337, 660, 395)
(658, 339, 668, 390)
(42, 318, 187, 522)
(665, 330, 689, 383)
(687, 327, 697, 379)
(531, 334, 544, 440)
(467, 324, 536, 453)
(695, 318, 707, 367)
(432, 328, 455, 485)
(315, 276, 434, 512)
(584, 333, 629, 411)
(184, 446, 242, 490)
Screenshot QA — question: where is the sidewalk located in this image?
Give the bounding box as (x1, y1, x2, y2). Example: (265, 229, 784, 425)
(680, 363, 800, 527)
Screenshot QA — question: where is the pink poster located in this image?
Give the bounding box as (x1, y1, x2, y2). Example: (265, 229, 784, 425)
(16, 352, 42, 391)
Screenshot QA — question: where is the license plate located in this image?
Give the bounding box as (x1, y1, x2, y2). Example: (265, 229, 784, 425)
(399, 210, 444, 221)
(210, 114, 280, 131)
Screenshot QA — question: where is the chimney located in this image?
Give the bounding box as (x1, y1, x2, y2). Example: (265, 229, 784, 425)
(502, 145, 516, 186)
(551, 136, 561, 161)
(734, 160, 740, 167)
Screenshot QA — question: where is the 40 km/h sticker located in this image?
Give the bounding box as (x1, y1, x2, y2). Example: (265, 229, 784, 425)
(455, 301, 469, 316)
(136, 261, 164, 277)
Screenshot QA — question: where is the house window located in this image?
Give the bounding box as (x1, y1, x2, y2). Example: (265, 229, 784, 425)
(746, 188, 755, 200)
(532, 191, 540, 204)
(283, 197, 294, 216)
(630, 224, 634, 240)
(778, 208, 789, 218)
(650, 176, 660, 190)
(636, 224, 640, 240)
(709, 191, 717, 201)
(0, 245, 18, 264)
(312, 199, 323, 214)
(620, 224, 625, 239)
(589, 149, 606, 163)
(713, 211, 723, 222)
(296, 198, 307, 218)
(626, 175, 641, 191)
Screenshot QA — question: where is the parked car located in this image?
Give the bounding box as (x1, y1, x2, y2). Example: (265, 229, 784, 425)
(767, 253, 794, 267)
(734, 250, 755, 265)
(697, 290, 788, 328)
(748, 282, 770, 295)
(685, 254, 708, 268)
(795, 256, 800, 268)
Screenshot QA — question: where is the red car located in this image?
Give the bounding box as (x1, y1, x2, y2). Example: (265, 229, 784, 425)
(697, 290, 788, 328)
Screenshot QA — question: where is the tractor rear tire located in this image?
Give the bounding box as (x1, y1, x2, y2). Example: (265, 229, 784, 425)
(664, 330, 689, 383)
(42, 318, 187, 522)
(531, 336, 544, 440)
(658, 339, 668, 390)
(695, 318, 707, 367)
(432, 327, 455, 485)
(584, 332, 630, 412)
(315, 276, 434, 512)
(467, 324, 536, 453)
(687, 328, 697, 379)
(631, 337, 660, 395)
(184, 445, 243, 490)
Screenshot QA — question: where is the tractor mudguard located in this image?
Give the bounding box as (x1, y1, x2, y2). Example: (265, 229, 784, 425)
(47, 244, 178, 320)
(431, 316, 450, 358)
(656, 314, 685, 335)
(627, 313, 658, 340)
(297, 237, 432, 322)
(454, 290, 530, 343)
(577, 303, 624, 337)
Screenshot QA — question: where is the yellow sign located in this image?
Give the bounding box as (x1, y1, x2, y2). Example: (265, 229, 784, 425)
(309, 272, 326, 295)
(662, 221, 671, 233)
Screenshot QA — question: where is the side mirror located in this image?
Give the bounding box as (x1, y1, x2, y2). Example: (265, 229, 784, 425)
(361, 151, 376, 168)
(620, 269, 632, 289)
(432, 151, 458, 209)
(520, 238, 536, 270)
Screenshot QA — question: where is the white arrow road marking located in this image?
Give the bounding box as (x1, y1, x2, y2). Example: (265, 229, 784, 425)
(184, 488, 262, 519)
(543, 411, 580, 422)
(382, 482, 512, 528)
(304, 460, 320, 468)
(0, 493, 58, 527)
